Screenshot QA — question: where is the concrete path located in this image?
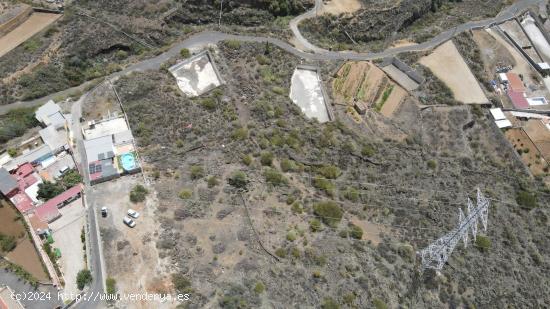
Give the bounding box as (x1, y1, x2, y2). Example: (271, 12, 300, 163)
(0, 270, 62, 309)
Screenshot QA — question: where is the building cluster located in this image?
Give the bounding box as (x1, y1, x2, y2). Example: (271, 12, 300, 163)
(0, 100, 81, 238)
(82, 114, 141, 185)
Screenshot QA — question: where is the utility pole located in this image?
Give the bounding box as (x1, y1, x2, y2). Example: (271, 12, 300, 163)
(218, 0, 224, 28)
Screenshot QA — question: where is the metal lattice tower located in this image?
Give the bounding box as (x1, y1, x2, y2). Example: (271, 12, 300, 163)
(420, 188, 490, 270)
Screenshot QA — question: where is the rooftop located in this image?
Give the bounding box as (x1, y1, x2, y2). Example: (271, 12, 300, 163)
(83, 117, 128, 140)
(39, 125, 68, 151)
(4, 144, 52, 171)
(34, 184, 82, 222)
(83, 135, 115, 163)
(0, 168, 17, 195)
(10, 192, 33, 213)
(35, 100, 61, 126)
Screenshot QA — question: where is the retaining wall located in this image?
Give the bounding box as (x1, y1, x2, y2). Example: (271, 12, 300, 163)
(0, 5, 33, 37)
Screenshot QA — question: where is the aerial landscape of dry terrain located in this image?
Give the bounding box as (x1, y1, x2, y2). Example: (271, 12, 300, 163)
(0, 0, 549, 308)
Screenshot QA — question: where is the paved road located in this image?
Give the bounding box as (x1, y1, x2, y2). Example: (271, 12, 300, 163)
(70, 92, 106, 309)
(0, 0, 543, 116)
(0, 270, 62, 309)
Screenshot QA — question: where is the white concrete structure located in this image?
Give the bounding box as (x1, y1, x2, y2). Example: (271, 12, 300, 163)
(490, 108, 506, 120)
(521, 15, 550, 63)
(289, 68, 330, 123)
(169, 52, 222, 97)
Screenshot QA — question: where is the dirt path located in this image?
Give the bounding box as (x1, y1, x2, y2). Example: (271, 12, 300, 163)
(0, 12, 61, 58)
(419, 41, 488, 104)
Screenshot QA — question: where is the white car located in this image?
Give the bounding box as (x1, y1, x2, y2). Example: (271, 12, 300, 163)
(127, 209, 140, 219)
(123, 216, 136, 228)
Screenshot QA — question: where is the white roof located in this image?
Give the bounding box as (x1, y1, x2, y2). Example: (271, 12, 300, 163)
(498, 73, 508, 81)
(490, 108, 506, 120)
(510, 111, 550, 119)
(35, 100, 61, 125)
(83, 117, 128, 140)
(0, 153, 12, 167)
(495, 119, 512, 128)
(24, 177, 42, 204)
(538, 62, 550, 69)
(39, 126, 67, 152)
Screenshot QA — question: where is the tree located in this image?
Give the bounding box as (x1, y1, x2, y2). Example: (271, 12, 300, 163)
(180, 48, 190, 58)
(61, 169, 82, 187)
(348, 223, 363, 239)
(76, 269, 92, 290)
(37, 181, 64, 201)
(129, 184, 148, 203)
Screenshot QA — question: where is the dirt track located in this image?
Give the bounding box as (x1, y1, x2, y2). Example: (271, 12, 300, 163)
(0, 12, 60, 58)
(419, 41, 488, 104)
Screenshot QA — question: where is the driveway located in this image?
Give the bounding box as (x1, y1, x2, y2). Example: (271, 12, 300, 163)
(0, 270, 62, 309)
(49, 198, 86, 296)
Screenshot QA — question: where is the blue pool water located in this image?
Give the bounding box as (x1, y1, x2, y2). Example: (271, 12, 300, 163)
(120, 153, 136, 171)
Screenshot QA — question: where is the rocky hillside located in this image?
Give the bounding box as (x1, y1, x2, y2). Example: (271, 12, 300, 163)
(114, 41, 550, 308)
(299, 0, 507, 51)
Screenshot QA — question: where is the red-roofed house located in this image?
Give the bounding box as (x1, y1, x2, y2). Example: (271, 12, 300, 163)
(508, 89, 530, 109)
(506, 72, 526, 92)
(10, 192, 33, 213)
(34, 201, 61, 223)
(33, 184, 82, 223)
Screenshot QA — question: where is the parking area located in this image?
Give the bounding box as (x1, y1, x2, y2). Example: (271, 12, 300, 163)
(88, 176, 169, 308)
(48, 198, 86, 296)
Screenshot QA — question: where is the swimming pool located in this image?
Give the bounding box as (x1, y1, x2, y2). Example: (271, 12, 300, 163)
(120, 152, 137, 171)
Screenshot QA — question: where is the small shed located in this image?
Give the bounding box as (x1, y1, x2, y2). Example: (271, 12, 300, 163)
(354, 102, 367, 115)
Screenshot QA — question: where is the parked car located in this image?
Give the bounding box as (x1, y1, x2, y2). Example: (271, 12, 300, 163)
(101, 207, 108, 217)
(123, 216, 136, 228)
(127, 209, 140, 219)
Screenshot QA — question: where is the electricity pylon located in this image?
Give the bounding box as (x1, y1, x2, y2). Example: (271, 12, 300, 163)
(420, 188, 490, 270)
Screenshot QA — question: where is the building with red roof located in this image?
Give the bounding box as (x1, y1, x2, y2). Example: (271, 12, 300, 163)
(33, 184, 82, 223)
(506, 72, 526, 92)
(507, 89, 530, 109)
(10, 192, 33, 213)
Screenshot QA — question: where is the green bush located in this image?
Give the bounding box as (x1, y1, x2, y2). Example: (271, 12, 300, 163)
(190, 165, 204, 179)
(321, 297, 340, 309)
(231, 127, 248, 140)
(318, 165, 342, 179)
(280, 159, 297, 172)
(314, 177, 335, 197)
(172, 274, 192, 293)
(0, 234, 16, 252)
(291, 201, 303, 214)
(225, 40, 241, 49)
(275, 248, 286, 258)
(361, 144, 376, 157)
(207, 176, 219, 188)
(309, 219, 322, 232)
(129, 184, 148, 203)
(254, 281, 265, 294)
(228, 171, 247, 189)
(241, 154, 253, 166)
(178, 189, 192, 199)
(200, 97, 217, 111)
(348, 223, 363, 239)
(373, 298, 388, 309)
(427, 160, 437, 170)
(343, 187, 359, 202)
(286, 230, 297, 242)
(264, 168, 287, 186)
(260, 152, 274, 166)
(516, 190, 537, 209)
(76, 269, 92, 290)
(313, 201, 343, 228)
(180, 48, 191, 58)
(106, 277, 117, 297)
(475, 235, 491, 252)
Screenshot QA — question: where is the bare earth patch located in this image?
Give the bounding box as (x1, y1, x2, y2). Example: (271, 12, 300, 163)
(0, 12, 61, 57)
(419, 41, 488, 104)
(320, 0, 362, 15)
